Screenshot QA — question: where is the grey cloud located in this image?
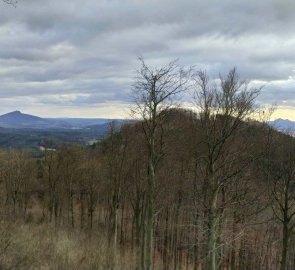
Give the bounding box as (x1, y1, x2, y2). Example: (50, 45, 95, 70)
(258, 82, 295, 106)
(0, 0, 294, 117)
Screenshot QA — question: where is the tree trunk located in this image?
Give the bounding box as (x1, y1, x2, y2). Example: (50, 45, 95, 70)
(208, 188, 219, 270)
(280, 221, 289, 270)
(145, 157, 155, 270)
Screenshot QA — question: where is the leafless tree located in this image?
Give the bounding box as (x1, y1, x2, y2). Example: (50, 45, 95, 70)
(265, 133, 295, 270)
(0, 150, 33, 217)
(131, 57, 192, 270)
(192, 68, 261, 270)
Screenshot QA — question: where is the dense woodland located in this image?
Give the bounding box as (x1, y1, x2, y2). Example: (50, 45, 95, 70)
(0, 61, 294, 270)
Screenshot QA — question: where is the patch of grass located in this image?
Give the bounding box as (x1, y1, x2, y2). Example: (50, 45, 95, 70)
(0, 222, 133, 270)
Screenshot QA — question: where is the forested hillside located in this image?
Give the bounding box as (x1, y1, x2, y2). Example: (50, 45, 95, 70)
(0, 62, 294, 270)
(0, 107, 293, 270)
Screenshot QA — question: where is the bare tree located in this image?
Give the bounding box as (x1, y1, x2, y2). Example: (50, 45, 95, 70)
(193, 68, 261, 270)
(42, 149, 62, 224)
(265, 133, 295, 270)
(0, 150, 34, 218)
(132, 57, 192, 270)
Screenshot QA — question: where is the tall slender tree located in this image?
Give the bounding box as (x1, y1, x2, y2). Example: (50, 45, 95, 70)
(265, 133, 295, 270)
(193, 68, 260, 270)
(132, 57, 191, 270)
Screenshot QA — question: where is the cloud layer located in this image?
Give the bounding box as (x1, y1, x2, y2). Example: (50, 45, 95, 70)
(0, 0, 294, 118)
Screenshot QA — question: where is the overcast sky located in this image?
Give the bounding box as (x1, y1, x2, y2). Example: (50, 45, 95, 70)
(0, 0, 294, 119)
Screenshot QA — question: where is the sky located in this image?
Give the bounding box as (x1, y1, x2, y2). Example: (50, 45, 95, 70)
(0, 0, 294, 120)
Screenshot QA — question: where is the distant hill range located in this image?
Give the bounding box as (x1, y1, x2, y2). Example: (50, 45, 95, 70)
(268, 118, 295, 135)
(0, 110, 123, 130)
(1, 110, 292, 133)
(0, 111, 126, 151)
(0, 111, 293, 151)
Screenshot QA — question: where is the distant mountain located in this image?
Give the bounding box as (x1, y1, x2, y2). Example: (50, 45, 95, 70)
(0, 111, 52, 128)
(0, 111, 128, 151)
(269, 118, 295, 135)
(0, 111, 125, 130)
